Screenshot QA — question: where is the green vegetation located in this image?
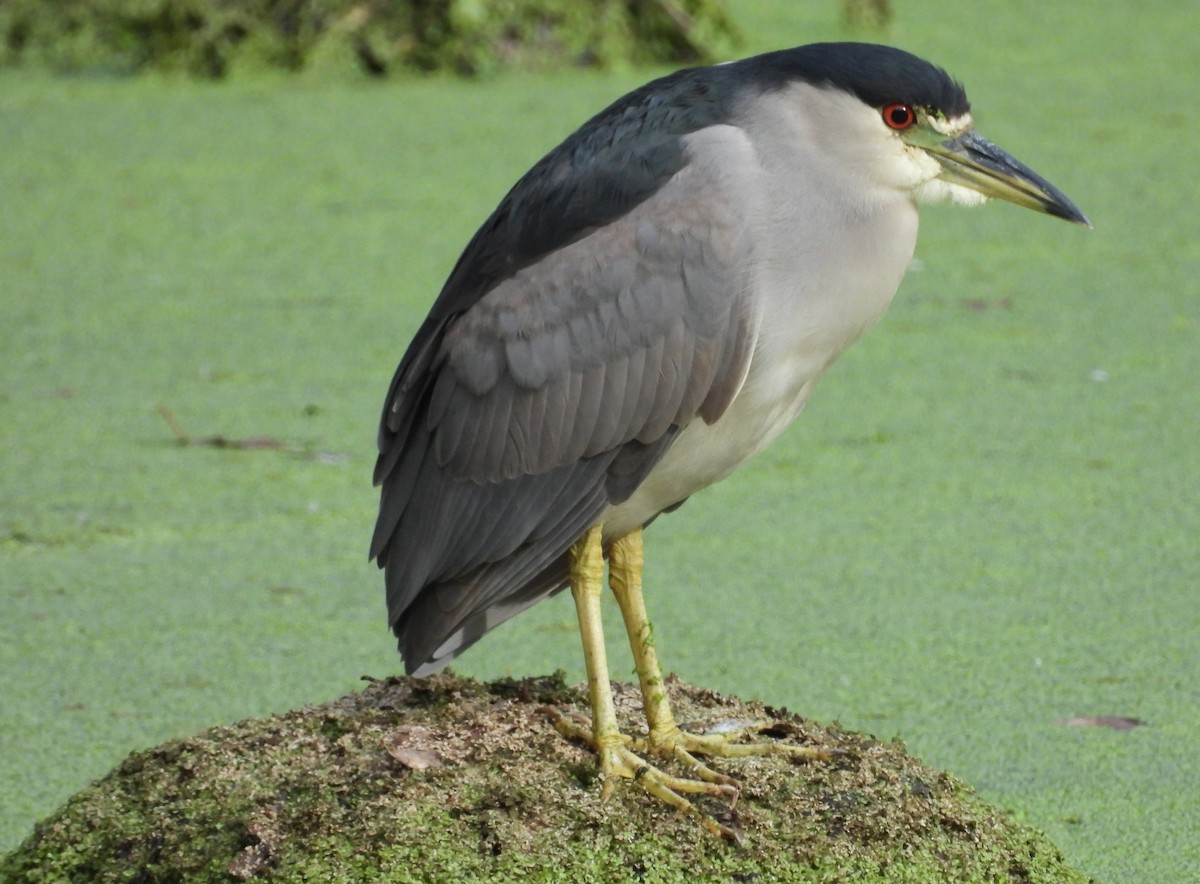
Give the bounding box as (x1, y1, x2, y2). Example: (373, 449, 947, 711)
(0, 0, 739, 77)
(1, 674, 1090, 882)
(1, 0, 1198, 880)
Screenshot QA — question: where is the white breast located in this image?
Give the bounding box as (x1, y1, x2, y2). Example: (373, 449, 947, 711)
(602, 86, 922, 540)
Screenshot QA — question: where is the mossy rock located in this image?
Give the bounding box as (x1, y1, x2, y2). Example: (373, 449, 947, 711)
(2, 673, 1093, 882)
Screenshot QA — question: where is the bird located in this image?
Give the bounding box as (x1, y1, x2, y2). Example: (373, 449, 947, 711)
(370, 42, 1089, 837)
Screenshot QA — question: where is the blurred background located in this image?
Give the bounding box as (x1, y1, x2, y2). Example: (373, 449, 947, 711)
(2, 1, 1197, 879)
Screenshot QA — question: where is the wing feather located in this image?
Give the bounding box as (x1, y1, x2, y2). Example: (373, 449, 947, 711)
(614, 344, 649, 440)
(592, 353, 631, 453)
(374, 117, 766, 673)
(566, 367, 606, 465)
(626, 333, 665, 436)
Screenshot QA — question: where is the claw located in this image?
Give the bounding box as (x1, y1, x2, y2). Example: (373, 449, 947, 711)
(545, 705, 742, 838)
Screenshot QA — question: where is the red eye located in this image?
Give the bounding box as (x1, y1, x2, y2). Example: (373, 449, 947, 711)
(882, 103, 916, 130)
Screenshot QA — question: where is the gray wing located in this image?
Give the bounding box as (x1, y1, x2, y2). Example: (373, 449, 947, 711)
(373, 121, 763, 675)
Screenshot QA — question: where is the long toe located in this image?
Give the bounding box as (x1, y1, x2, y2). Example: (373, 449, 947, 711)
(542, 707, 743, 841)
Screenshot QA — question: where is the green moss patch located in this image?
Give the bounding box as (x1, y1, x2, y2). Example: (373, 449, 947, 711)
(3, 673, 1091, 882)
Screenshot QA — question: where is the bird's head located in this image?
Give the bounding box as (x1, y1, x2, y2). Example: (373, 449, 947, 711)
(891, 102, 1091, 227)
(739, 43, 1090, 227)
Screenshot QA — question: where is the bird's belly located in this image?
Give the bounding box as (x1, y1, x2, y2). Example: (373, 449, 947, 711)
(600, 363, 818, 540)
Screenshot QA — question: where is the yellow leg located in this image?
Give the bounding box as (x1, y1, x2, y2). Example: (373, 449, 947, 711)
(550, 524, 835, 841)
(609, 530, 731, 785)
(608, 530, 665, 733)
(610, 528, 835, 768)
(553, 524, 738, 839)
(565, 524, 623, 781)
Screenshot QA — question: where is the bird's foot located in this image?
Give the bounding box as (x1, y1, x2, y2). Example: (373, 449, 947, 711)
(637, 719, 841, 767)
(543, 708, 742, 841)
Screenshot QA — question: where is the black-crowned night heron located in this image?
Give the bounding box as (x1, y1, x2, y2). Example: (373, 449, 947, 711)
(371, 42, 1088, 837)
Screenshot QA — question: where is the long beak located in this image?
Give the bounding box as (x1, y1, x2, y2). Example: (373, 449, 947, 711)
(929, 130, 1091, 227)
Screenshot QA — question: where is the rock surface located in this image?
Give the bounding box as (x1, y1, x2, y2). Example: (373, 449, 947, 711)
(2, 673, 1092, 882)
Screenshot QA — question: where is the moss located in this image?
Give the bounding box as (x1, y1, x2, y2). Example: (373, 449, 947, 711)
(1, 674, 1094, 882)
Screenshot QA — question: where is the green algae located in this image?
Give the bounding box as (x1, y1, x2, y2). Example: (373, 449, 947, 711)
(2, 4, 1200, 880)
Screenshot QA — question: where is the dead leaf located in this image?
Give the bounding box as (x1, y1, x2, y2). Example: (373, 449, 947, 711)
(227, 807, 279, 879)
(1057, 716, 1145, 731)
(962, 297, 1012, 312)
(156, 404, 288, 451)
(382, 729, 443, 769)
(386, 746, 443, 770)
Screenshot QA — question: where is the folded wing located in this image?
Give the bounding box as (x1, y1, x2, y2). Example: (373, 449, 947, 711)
(373, 104, 763, 674)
